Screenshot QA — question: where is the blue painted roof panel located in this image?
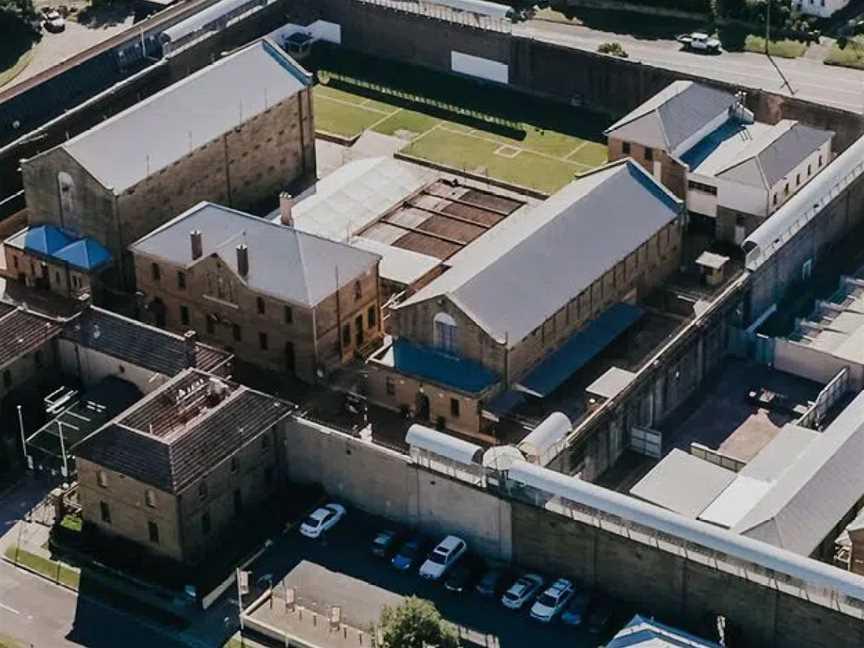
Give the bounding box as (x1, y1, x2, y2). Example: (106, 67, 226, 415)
(53, 238, 112, 271)
(24, 225, 75, 256)
(393, 338, 499, 394)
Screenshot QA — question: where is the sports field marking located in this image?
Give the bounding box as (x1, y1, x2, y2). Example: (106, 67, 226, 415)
(494, 145, 521, 159)
(368, 107, 405, 131)
(564, 141, 592, 161)
(315, 93, 395, 116)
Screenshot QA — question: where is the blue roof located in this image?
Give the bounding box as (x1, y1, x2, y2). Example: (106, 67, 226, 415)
(680, 118, 745, 169)
(608, 614, 721, 647)
(393, 338, 499, 394)
(24, 225, 75, 256)
(53, 238, 112, 271)
(483, 390, 525, 420)
(516, 303, 644, 398)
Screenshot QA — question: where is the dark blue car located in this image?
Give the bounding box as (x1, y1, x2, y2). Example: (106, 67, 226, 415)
(391, 536, 425, 571)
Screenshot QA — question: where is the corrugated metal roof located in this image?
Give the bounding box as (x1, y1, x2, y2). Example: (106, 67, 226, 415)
(130, 202, 380, 307)
(55, 40, 310, 193)
(392, 338, 498, 393)
(698, 475, 774, 529)
(399, 161, 680, 344)
(608, 614, 722, 648)
(604, 81, 736, 151)
(518, 412, 571, 460)
(0, 308, 62, 370)
(732, 390, 864, 555)
(406, 424, 483, 464)
(630, 449, 736, 519)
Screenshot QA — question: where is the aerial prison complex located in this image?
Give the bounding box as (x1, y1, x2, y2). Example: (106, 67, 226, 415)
(5, 7, 864, 647)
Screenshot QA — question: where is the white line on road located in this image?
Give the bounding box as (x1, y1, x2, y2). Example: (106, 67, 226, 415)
(0, 600, 21, 615)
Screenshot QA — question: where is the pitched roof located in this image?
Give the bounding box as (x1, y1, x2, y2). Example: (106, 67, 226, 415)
(0, 307, 62, 370)
(24, 224, 75, 255)
(715, 120, 833, 189)
(74, 370, 293, 493)
(605, 81, 737, 151)
(52, 238, 112, 272)
(62, 306, 231, 376)
(130, 202, 380, 307)
(608, 614, 722, 648)
(8, 225, 113, 272)
(53, 39, 310, 193)
(398, 161, 681, 344)
(732, 391, 864, 555)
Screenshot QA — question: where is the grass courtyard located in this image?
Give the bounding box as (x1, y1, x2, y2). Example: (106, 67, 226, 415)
(311, 58, 608, 194)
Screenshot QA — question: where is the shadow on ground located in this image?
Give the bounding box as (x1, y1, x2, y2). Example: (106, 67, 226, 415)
(0, 16, 40, 79)
(76, 0, 137, 28)
(547, 7, 708, 41)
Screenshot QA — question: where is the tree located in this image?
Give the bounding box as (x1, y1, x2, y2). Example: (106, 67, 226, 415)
(378, 596, 460, 648)
(1, 0, 36, 20)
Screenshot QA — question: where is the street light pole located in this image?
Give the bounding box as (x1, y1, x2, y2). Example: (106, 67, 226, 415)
(765, 0, 771, 55)
(17, 405, 28, 466)
(57, 420, 69, 480)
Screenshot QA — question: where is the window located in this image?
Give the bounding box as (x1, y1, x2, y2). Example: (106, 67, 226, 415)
(773, 194, 778, 206)
(259, 332, 269, 350)
(354, 281, 362, 301)
(802, 258, 813, 281)
(100, 501, 111, 524)
(284, 306, 293, 324)
(180, 305, 190, 326)
(784, 183, 790, 196)
(12, 256, 17, 269)
(177, 271, 186, 290)
(230, 456, 239, 473)
(644, 147, 654, 162)
(55, 271, 61, 284)
(151, 262, 161, 282)
(433, 313, 458, 354)
(450, 398, 460, 418)
(145, 489, 157, 508)
(367, 306, 377, 329)
(198, 481, 208, 500)
(233, 489, 243, 515)
(206, 315, 215, 335)
(202, 511, 211, 535)
(808, 163, 812, 176)
(622, 142, 631, 155)
(148, 521, 159, 544)
(257, 296, 266, 314)
(97, 471, 108, 488)
(342, 324, 351, 347)
(819, 154, 824, 167)
(687, 180, 717, 196)
(261, 432, 270, 450)
(385, 376, 395, 396)
(232, 324, 242, 342)
(2, 369, 10, 389)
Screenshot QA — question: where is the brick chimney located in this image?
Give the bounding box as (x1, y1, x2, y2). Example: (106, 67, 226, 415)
(190, 230, 203, 260)
(236, 243, 249, 277)
(279, 192, 294, 227)
(183, 329, 198, 368)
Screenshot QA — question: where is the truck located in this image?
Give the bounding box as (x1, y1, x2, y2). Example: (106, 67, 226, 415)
(677, 32, 722, 53)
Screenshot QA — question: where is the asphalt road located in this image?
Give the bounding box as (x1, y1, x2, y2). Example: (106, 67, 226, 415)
(516, 19, 864, 114)
(247, 510, 628, 648)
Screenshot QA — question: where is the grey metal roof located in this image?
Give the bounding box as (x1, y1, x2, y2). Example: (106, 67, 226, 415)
(518, 412, 571, 461)
(130, 202, 380, 307)
(605, 81, 737, 151)
(56, 39, 310, 193)
(406, 424, 483, 464)
(630, 449, 736, 519)
(716, 120, 833, 189)
(398, 161, 682, 344)
(0, 307, 62, 370)
(738, 424, 818, 483)
(62, 306, 232, 376)
(732, 390, 864, 555)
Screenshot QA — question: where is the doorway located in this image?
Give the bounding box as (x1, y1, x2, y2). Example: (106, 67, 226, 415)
(354, 314, 364, 348)
(415, 391, 430, 421)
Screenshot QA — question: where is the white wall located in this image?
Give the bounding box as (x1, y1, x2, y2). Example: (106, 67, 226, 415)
(795, 0, 849, 18)
(57, 340, 170, 394)
(717, 175, 767, 217)
(774, 338, 864, 390)
(686, 177, 719, 218)
(767, 140, 832, 215)
(451, 51, 509, 84)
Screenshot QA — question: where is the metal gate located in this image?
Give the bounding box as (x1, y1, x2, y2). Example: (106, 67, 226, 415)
(630, 426, 662, 458)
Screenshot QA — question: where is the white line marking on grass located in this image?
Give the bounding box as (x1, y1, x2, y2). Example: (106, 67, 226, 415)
(368, 107, 405, 131)
(315, 93, 394, 115)
(563, 141, 591, 161)
(0, 601, 20, 615)
(494, 145, 521, 158)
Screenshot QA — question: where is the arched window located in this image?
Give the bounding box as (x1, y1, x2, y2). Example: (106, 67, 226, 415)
(57, 172, 78, 224)
(433, 312, 458, 353)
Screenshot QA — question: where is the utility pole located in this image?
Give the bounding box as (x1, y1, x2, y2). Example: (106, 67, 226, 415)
(17, 405, 28, 467)
(236, 568, 246, 646)
(57, 420, 69, 480)
(765, 0, 771, 55)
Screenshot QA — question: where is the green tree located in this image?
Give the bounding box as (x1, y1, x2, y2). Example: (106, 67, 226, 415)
(1, 0, 36, 20)
(378, 597, 460, 648)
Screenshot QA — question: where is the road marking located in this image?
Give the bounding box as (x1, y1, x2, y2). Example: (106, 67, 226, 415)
(0, 600, 20, 615)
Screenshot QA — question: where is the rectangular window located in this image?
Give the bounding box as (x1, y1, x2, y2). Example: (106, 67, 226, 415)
(230, 456, 239, 473)
(202, 511, 211, 535)
(180, 305, 190, 326)
(796, 173, 801, 186)
(687, 180, 718, 196)
(819, 154, 824, 167)
(354, 281, 362, 301)
(145, 489, 156, 508)
(342, 324, 351, 347)
(385, 376, 395, 396)
(151, 262, 160, 281)
(257, 297, 266, 314)
(2, 369, 10, 389)
(233, 324, 242, 342)
(644, 147, 654, 162)
(177, 271, 186, 290)
(450, 398, 460, 418)
(367, 306, 377, 329)
(284, 306, 293, 324)
(148, 521, 159, 544)
(98, 471, 108, 488)
(259, 332, 268, 350)
(100, 501, 111, 524)
(261, 432, 270, 450)
(622, 142, 631, 155)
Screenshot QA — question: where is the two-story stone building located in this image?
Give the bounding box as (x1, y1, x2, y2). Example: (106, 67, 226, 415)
(74, 369, 293, 566)
(366, 160, 685, 440)
(130, 202, 382, 382)
(19, 38, 316, 287)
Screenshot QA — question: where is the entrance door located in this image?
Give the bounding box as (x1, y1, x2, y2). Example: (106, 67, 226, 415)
(355, 314, 364, 348)
(415, 391, 430, 421)
(285, 341, 295, 373)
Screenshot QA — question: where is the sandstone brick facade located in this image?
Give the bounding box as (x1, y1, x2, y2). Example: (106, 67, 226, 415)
(607, 137, 687, 199)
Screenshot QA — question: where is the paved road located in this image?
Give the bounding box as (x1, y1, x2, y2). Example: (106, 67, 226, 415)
(516, 18, 864, 113)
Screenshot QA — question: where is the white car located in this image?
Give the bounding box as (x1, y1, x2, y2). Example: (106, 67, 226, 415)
(501, 573, 544, 610)
(299, 503, 346, 539)
(418, 535, 467, 580)
(530, 578, 575, 622)
(43, 9, 66, 33)
(678, 31, 721, 53)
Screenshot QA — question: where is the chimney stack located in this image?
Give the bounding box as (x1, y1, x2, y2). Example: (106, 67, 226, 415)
(236, 243, 249, 277)
(190, 230, 203, 260)
(183, 329, 198, 368)
(279, 192, 294, 227)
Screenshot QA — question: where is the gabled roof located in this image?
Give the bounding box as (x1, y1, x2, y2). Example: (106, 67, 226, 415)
(52, 238, 112, 272)
(397, 161, 681, 344)
(130, 202, 380, 307)
(9, 224, 113, 272)
(0, 306, 62, 370)
(715, 120, 833, 189)
(24, 224, 75, 256)
(51, 40, 311, 193)
(732, 390, 864, 555)
(605, 81, 737, 152)
(608, 614, 722, 647)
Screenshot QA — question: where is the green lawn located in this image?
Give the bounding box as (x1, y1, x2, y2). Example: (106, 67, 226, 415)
(744, 35, 808, 58)
(0, 634, 23, 648)
(825, 37, 864, 69)
(312, 81, 607, 194)
(4, 544, 81, 589)
(0, 17, 37, 89)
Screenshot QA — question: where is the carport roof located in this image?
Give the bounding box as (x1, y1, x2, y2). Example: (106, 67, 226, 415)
(392, 338, 499, 394)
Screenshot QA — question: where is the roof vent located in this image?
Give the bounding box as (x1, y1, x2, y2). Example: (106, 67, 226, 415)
(190, 230, 203, 260)
(279, 192, 295, 227)
(236, 243, 249, 277)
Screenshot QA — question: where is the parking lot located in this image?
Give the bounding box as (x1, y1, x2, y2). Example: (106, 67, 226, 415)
(246, 507, 625, 648)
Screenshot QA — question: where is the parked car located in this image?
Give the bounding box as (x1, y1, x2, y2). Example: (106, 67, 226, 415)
(391, 535, 425, 571)
(371, 530, 402, 558)
(419, 535, 467, 580)
(561, 590, 591, 626)
(43, 9, 65, 32)
(530, 578, 575, 622)
(500, 573, 544, 610)
(444, 555, 483, 593)
(587, 596, 613, 634)
(677, 31, 721, 53)
(298, 503, 346, 539)
(475, 568, 510, 597)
